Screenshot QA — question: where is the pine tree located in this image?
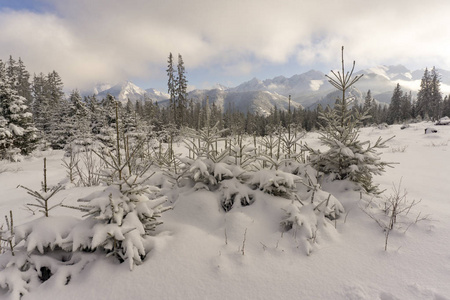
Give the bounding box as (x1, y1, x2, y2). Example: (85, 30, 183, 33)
(32, 71, 65, 147)
(16, 58, 33, 106)
(0, 60, 38, 159)
(416, 68, 432, 120)
(400, 91, 412, 122)
(32, 73, 49, 135)
(5, 56, 32, 107)
(387, 84, 403, 124)
(430, 67, 442, 120)
(66, 89, 91, 146)
(97, 94, 120, 148)
(176, 53, 188, 127)
(6, 56, 17, 88)
(167, 53, 176, 124)
(442, 95, 450, 117)
(363, 90, 374, 125)
(304, 47, 392, 193)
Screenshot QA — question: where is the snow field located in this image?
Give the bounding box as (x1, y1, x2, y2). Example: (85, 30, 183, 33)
(0, 122, 449, 300)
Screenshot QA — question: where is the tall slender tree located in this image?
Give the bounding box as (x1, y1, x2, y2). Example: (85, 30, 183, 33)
(415, 68, 432, 120)
(430, 67, 442, 120)
(387, 83, 403, 124)
(167, 53, 176, 124)
(176, 53, 188, 127)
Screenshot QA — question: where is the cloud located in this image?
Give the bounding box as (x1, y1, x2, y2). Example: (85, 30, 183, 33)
(0, 0, 449, 91)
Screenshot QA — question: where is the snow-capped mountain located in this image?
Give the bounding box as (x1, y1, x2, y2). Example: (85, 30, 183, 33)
(230, 70, 330, 108)
(145, 88, 170, 102)
(87, 81, 170, 104)
(188, 88, 302, 117)
(80, 83, 112, 97)
(96, 81, 149, 103)
(83, 65, 450, 113)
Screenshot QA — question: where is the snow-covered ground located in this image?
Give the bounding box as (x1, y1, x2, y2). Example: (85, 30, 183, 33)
(1, 122, 450, 300)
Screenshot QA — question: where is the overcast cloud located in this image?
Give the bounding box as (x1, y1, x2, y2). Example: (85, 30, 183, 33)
(0, 0, 449, 91)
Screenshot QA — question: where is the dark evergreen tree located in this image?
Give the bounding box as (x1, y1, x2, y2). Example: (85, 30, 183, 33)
(387, 84, 403, 124)
(176, 53, 188, 127)
(167, 53, 176, 124)
(416, 68, 432, 120)
(400, 91, 412, 122)
(442, 95, 450, 117)
(430, 67, 442, 120)
(363, 90, 374, 125)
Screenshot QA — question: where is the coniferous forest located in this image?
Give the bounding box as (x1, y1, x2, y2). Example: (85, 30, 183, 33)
(1, 53, 450, 161)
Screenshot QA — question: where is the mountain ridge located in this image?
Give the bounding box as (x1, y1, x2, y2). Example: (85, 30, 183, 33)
(82, 65, 450, 115)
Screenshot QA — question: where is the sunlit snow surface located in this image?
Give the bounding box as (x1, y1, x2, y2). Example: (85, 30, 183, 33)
(0, 122, 449, 300)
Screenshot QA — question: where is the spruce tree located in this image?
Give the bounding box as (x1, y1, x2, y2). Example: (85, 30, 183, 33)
(66, 89, 91, 147)
(442, 95, 450, 117)
(167, 53, 176, 124)
(16, 58, 33, 106)
(430, 67, 442, 120)
(400, 91, 412, 122)
(363, 90, 374, 125)
(416, 68, 432, 120)
(387, 83, 403, 124)
(0, 60, 38, 159)
(304, 47, 392, 193)
(176, 53, 188, 127)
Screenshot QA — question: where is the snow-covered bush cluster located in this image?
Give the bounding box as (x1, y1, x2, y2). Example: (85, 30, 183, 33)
(0, 140, 170, 299)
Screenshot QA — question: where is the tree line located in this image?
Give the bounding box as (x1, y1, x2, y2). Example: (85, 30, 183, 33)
(1, 54, 450, 161)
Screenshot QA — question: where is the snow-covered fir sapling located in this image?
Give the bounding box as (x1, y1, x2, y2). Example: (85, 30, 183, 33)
(66, 107, 170, 269)
(177, 112, 256, 211)
(72, 171, 169, 269)
(229, 133, 256, 169)
(304, 47, 394, 193)
(0, 210, 15, 255)
(280, 123, 306, 164)
(278, 166, 345, 255)
(183, 122, 229, 164)
(150, 124, 181, 174)
(19, 158, 63, 217)
(61, 147, 79, 184)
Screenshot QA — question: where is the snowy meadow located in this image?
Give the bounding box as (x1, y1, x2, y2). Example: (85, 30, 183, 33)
(0, 121, 449, 300)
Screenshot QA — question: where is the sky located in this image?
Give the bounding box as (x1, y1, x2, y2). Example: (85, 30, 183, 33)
(0, 0, 449, 93)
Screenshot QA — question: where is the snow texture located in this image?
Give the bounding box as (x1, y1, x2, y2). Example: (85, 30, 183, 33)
(0, 122, 449, 300)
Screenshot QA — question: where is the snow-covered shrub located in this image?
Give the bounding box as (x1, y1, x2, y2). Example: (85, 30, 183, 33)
(278, 164, 344, 255)
(0, 249, 99, 300)
(15, 216, 79, 254)
(219, 177, 255, 211)
(280, 203, 321, 255)
(179, 156, 250, 211)
(67, 136, 170, 269)
(249, 169, 300, 198)
(70, 181, 169, 269)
